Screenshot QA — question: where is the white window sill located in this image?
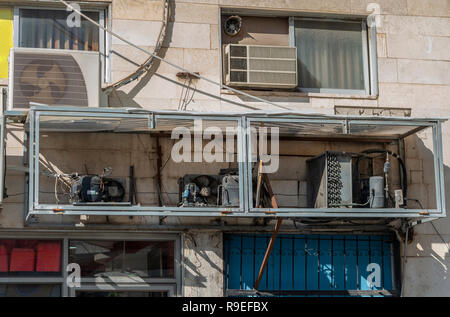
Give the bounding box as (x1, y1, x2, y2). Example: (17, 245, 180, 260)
(220, 88, 377, 100)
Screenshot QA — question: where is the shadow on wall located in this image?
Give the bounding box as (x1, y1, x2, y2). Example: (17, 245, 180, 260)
(183, 233, 223, 290)
(106, 2, 281, 112)
(403, 134, 450, 296)
(107, 1, 176, 109)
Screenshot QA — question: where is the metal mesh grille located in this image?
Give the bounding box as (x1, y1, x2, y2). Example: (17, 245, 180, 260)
(249, 46, 297, 59)
(249, 59, 296, 72)
(326, 153, 343, 207)
(248, 71, 296, 85)
(13, 52, 89, 108)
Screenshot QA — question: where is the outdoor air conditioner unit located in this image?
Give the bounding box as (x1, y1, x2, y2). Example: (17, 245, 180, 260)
(224, 44, 297, 89)
(8, 47, 101, 110)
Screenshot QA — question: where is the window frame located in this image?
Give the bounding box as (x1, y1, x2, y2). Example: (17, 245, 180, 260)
(26, 108, 247, 216)
(68, 239, 177, 281)
(0, 233, 182, 297)
(0, 238, 65, 296)
(12, 5, 110, 84)
(69, 284, 176, 297)
(289, 16, 376, 96)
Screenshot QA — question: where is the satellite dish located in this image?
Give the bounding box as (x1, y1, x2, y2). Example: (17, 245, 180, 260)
(223, 15, 242, 36)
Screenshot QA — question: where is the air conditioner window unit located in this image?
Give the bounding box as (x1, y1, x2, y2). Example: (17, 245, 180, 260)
(224, 44, 297, 89)
(8, 47, 101, 110)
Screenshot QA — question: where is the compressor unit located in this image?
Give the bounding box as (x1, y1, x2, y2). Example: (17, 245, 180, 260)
(71, 175, 125, 203)
(178, 169, 239, 207)
(306, 150, 407, 209)
(70, 167, 125, 204)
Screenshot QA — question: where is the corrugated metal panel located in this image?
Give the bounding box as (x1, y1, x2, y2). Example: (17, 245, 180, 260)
(224, 234, 398, 297)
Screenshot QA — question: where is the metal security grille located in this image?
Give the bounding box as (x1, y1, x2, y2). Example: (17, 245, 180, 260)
(12, 52, 89, 108)
(224, 234, 399, 297)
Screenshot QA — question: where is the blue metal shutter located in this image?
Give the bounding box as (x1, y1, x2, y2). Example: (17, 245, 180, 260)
(224, 234, 398, 297)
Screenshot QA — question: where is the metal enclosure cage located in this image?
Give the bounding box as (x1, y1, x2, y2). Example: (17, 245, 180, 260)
(15, 106, 446, 221)
(25, 106, 246, 220)
(246, 116, 445, 218)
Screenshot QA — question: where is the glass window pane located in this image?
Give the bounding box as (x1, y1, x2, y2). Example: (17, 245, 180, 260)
(69, 240, 175, 278)
(19, 9, 99, 51)
(0, 284, 61, 297)
(294, 19, 365, 90)
(0, 240, 62, 276)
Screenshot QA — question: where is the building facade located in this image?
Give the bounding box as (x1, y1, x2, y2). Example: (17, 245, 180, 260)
(0, 0, 449, 297)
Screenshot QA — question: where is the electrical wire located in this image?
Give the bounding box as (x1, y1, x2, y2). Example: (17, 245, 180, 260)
(359, 149, 408, 202)
(104, 0, 170, 91)
(58, 0, 291, 111)
(431, 221, 450, 252)
(407, 198, 450, 252)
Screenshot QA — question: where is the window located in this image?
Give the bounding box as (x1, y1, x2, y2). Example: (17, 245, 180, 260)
(0, 284, 61, 297)
(291, 17, 371, 94)
(0, 239, 63, 297)
(0, 236, 180, 297)
(0, 239, 62, 276)
(69, 240, 175, 278)
(14, 6, 109, 82)
(18, 8, 100, 51)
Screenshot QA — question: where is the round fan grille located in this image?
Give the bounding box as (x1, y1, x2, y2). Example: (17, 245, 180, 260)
(224, 16, 242, 37)
(19, 59, 68, 104)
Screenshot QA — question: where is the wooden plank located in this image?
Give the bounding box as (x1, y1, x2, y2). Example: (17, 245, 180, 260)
(263, 172, 278, 208)
(254, 217, 282, 290)
(254, 172, 283, 290)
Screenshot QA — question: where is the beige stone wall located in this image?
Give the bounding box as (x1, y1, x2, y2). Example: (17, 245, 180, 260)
(183, 231, 223, 296)
(0, 0, 450, 296)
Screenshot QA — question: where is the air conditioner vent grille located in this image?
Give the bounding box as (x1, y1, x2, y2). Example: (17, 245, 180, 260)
(13, 52, 89, 109)
(230, 71, 247, 83)
(249, 71, 297, 85)
(8, 48, 101, 110)
(230, 45, 247, 57)
(225, 44, 297, 89)
(249, 46, 297, 59)
(230, 58, 247, 70)
(249, 59, 296, 72)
